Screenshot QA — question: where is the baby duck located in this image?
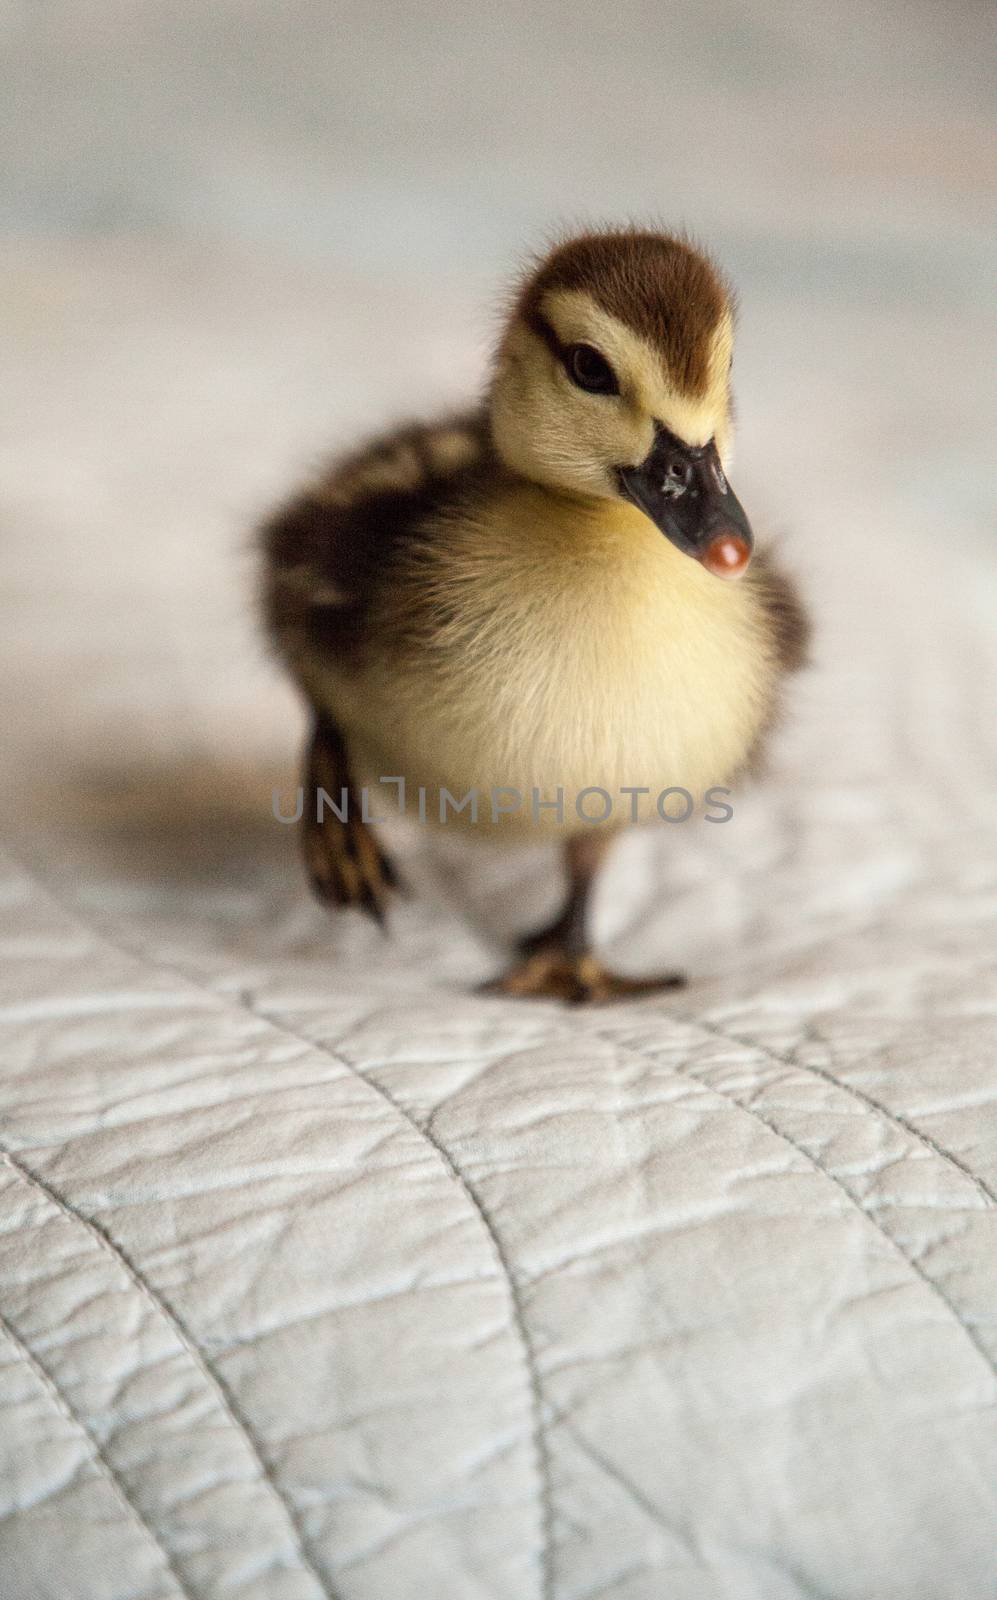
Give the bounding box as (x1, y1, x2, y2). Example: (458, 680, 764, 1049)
(261, 229, 808, 1002)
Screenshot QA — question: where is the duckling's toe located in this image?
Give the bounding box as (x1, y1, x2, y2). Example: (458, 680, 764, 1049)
(481, 949, 685, 1005)
(303, 815, 402, 930)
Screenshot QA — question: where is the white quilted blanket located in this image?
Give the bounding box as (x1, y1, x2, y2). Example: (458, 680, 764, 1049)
(2, 100, 996, 1600)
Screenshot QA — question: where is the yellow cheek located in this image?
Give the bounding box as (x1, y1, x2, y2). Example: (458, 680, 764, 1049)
(603, 403, 656, 470)
(492, 302, 731, 495)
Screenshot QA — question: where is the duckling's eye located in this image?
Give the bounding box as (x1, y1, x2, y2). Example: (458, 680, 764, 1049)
(565, 343, 619, 395)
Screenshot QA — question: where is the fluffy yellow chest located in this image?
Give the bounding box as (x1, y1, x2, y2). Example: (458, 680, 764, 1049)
(345, 486, 778, 833)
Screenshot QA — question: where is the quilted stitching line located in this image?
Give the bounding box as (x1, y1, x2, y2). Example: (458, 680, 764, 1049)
(268, 1027, 556, 1600)
(675, 1010, 997, 1209)
(0, 861, 552, 1600)
(589, 1024, 997, 1381)
(0, 1145, 339, 1600)
(0, 1304, 192, 1599)
(556, 1412, 702, 1567)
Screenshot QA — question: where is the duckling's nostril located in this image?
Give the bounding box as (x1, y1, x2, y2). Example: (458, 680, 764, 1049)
(661, 455, 692, 496)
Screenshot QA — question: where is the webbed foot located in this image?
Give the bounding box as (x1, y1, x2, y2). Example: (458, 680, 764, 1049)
(481, 946, 685, 1005)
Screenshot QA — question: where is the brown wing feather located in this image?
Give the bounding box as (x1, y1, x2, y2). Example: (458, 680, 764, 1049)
(750, 547, 811, 673)
(260, 410, 489, 676)
(736, 545, 811, 777)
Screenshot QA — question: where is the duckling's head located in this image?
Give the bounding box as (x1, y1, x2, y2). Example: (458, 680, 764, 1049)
(490, 229, 752, 577)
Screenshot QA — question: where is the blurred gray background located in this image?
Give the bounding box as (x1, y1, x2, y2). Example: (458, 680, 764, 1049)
(4, 0, 994, 283)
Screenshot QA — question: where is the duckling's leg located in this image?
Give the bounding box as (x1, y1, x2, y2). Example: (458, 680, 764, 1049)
(302, 713, 400, 928)
(483, 833, 686, 1004)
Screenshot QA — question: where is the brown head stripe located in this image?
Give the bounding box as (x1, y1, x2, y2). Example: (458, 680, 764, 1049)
(518, 231, 729, 397)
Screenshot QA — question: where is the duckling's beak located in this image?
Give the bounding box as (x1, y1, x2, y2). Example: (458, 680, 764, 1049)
(617, 428, 754, 578)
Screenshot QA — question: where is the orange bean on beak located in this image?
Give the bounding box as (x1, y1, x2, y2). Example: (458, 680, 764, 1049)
(702, 533, 751, 578)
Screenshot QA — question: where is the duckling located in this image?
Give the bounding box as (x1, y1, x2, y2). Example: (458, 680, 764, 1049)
(261, 229, 808, 1002)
